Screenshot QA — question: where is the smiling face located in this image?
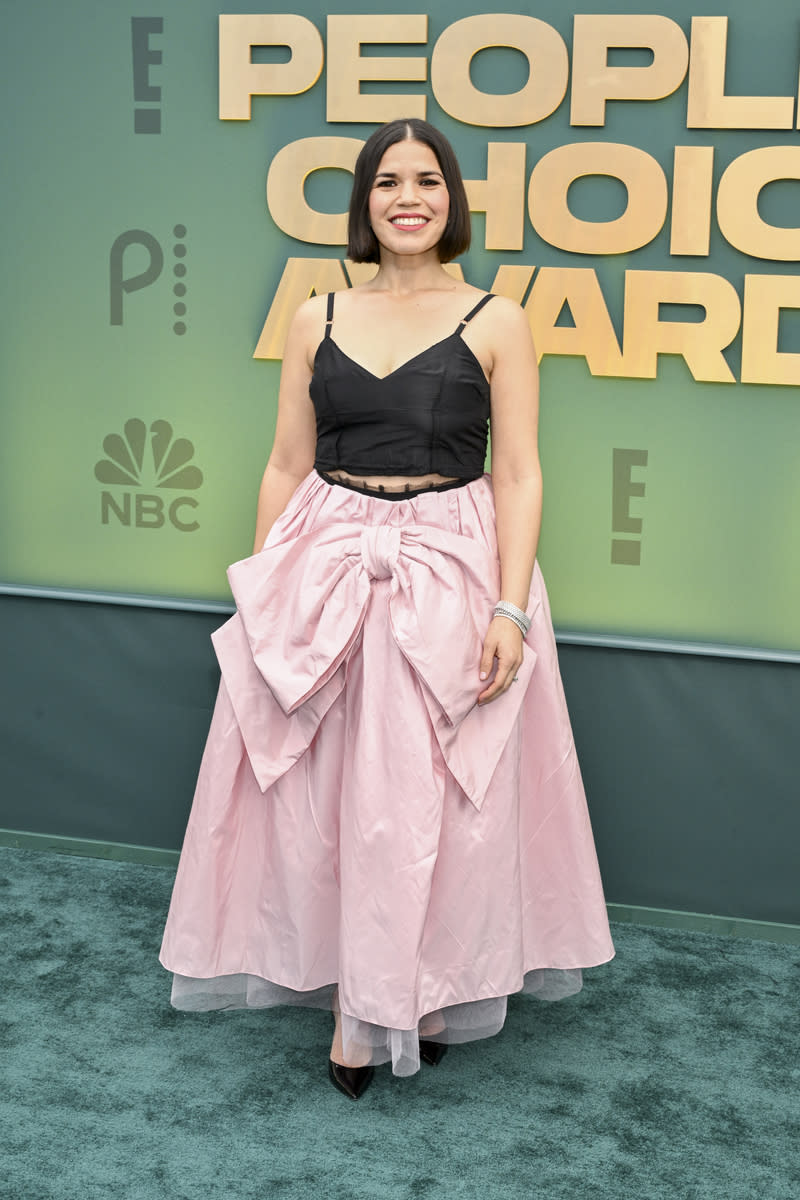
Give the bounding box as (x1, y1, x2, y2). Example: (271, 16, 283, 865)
(367, 138, 450, 260)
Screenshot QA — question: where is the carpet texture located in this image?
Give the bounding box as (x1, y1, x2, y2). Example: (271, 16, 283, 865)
(2, 847, 799, 1200)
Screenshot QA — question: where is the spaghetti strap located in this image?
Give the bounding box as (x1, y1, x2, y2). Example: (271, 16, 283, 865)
(324, 291, 335, 338)
(457, 293, 494, 333)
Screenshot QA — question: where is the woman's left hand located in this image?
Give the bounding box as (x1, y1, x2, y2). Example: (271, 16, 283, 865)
(477, 616, 524, 705)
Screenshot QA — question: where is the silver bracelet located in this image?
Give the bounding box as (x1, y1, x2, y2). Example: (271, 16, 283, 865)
(493, 601, 531, 637)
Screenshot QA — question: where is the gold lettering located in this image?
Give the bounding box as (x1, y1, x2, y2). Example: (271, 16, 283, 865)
(717, 147, 800, 261)
(430, 14, 568, 127)
(266, 137, 362, 244)
(529, 143, 667, 255)
(326, 14, 427, 123)
(525, 268, 624, 375)
(255, 262, 783, 384)
(489, 265, 536, 304)
(253, 258, 350, 360)
(741, 275, 800, 386)
(670, 146, 714, 256)
(218, 15, 323, 119)
(687, 17, 794, 130)
(464, 143, 527, 251)
(570, 15, 688, 126)
(620, 270, 740, 382)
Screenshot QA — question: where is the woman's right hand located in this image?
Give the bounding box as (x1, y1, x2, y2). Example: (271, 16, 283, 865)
(477, 616, 524, 705)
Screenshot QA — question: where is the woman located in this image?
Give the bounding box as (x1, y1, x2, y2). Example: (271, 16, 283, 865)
(160, 118, 614, 1100)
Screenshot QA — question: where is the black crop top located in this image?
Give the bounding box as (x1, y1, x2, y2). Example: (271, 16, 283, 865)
(310, 292, 493, 479)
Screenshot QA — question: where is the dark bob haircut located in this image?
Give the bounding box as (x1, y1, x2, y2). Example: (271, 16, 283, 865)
(347, 118, 471, 264)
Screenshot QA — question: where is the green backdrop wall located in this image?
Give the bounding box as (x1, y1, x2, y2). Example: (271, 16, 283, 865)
(2, 3, 799, 924)
(3, 594, 799, 926)
(3, 1, 800, 654)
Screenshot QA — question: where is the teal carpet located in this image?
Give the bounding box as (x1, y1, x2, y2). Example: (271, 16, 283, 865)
(2, 847, 798, 1200)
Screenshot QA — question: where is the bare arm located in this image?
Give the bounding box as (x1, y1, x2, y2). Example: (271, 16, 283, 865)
(478, 299, 542, 704)
(251, 299, 321, 554)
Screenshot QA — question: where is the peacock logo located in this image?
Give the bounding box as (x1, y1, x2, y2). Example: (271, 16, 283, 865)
(94, 419, 203, 532)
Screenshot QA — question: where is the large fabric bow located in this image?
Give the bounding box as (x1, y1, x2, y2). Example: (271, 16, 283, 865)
(212, 522, 538, 811)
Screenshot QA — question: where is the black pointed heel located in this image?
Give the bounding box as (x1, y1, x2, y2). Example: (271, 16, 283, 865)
(328, 1059, 375, 1100)
(419, 1040, 448, 1067)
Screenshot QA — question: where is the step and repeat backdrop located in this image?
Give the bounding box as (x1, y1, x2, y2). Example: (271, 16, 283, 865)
(2, 0, 799, 652)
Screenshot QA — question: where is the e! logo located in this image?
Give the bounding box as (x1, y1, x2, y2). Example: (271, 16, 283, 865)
(132, 17, 164, 134)
(611, 448, 648, 565)
(94, 418, 203, 532)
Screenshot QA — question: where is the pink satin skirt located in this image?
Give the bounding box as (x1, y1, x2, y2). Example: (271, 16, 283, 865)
(159, 471, 614, 1075)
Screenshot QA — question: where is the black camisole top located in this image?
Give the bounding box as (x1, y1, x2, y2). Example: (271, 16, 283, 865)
(310, 292, 494, 480)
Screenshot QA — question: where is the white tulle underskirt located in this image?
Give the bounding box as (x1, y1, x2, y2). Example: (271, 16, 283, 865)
(170, 968, 583, 1077)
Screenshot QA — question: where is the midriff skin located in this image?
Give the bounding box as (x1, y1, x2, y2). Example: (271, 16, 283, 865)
(326, 469, 459, 492)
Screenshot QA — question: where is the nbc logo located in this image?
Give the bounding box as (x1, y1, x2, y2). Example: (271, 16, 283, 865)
(94, 419, 203, 532)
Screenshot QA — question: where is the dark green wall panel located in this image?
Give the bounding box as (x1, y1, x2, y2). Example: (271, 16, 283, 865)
(2, 595, 798, 923)
(2, 596, 216, 849)
(558, 645, 800, 924)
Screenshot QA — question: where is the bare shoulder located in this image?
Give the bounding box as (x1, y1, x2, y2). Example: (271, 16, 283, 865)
(291, 292, 329, 334)
(480, 295, 534, 366)
(285, 292, 332, 363)
(485, 294, 530, 337)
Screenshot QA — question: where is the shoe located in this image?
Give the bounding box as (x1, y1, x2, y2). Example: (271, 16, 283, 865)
(328, 1059, 375, 1100)
(419, 1040, 448, 1066)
